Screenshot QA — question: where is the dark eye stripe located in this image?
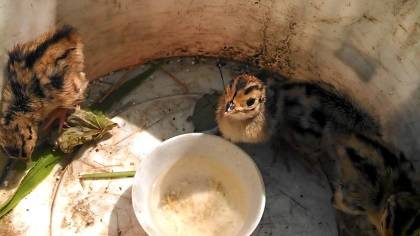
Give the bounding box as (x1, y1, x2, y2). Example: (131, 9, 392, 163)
(244, 85, 260, 95)
(235, 78, 247, 91)
(55, 48, 75, 65)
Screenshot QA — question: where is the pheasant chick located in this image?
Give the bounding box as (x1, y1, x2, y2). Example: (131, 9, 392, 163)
(0, 25, 88, 160)
(216, 73, 381, 156)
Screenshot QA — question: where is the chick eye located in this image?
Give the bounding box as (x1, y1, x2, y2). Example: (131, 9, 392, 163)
(246, 98, 256, 107)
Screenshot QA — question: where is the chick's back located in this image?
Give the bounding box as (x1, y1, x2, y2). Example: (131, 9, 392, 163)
(2, 25, 87, 122)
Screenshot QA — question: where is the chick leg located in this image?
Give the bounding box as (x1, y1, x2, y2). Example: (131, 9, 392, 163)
(42, 108, 69, 132)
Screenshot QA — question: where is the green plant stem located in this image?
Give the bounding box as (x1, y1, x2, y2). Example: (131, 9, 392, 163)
(79, 171, 136, 180)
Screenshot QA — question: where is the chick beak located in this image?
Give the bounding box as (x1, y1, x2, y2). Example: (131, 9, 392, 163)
(225, 101, 235, 113)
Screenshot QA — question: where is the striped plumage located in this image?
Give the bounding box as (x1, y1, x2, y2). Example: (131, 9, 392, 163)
(215, 74, 381, 156)
(0, 25, 88, 160)
(216, 74, 269, 144)
(325, 130, 417, 236)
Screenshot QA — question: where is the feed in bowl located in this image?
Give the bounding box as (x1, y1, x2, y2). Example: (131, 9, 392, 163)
(150, 155, 247, 236)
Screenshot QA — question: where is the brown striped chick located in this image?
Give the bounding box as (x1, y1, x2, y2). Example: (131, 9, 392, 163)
(215, 74, 381, 157)
(324, 130, 416, 235)
(0, 25, 88, 160)
(216, 74, 269, 144)
(379, 192, 420, 236)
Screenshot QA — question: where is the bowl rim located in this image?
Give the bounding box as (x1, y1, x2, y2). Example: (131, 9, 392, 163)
(131, 133, 266, 236)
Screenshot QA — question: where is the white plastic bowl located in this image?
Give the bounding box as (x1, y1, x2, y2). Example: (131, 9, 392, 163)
(132, 133, 265, 236)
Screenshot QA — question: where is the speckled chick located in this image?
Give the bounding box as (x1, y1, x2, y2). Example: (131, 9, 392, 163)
(215, 74, 381, 156)
(0, 25, 88, 160)
(324, 130, 416, 236)
(216, 74, 269, 144)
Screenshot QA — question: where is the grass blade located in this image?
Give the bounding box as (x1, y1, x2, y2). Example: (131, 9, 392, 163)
(0, 149, 62, 218)
(79, 171, 136, 180)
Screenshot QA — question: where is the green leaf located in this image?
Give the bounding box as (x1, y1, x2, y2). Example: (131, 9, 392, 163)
(57, 109, 117, 153)
(0, 149, 62, 218)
